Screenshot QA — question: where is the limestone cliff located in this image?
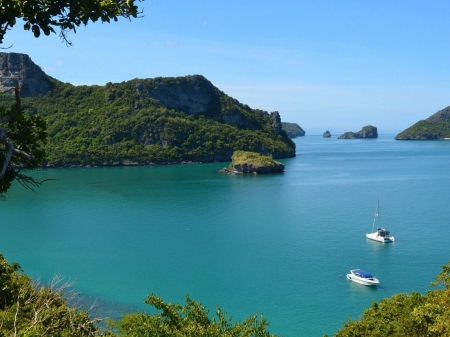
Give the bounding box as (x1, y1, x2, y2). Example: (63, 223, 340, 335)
(0, 52, 54, 97)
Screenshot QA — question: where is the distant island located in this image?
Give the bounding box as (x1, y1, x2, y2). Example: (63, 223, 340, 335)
(219, 151, 284, 174)
(338, 125, 378, 139)
(323, 130, 331, 138)
(281, 122, 305, 138)
(0, 52, 295, 167)
(395, 106, 450, 140)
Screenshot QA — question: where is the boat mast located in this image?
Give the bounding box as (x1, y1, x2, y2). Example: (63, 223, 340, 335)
(371, 196, 379, 233)
(377, 196, 380, 229)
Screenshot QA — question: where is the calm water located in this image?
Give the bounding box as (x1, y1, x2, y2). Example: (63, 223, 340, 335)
(2, 134, 450, 336)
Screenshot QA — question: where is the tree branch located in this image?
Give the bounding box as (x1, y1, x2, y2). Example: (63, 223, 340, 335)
(1, 137, 13, 177)
(0, 86, 22, 123)
(13, 148, 34, 161)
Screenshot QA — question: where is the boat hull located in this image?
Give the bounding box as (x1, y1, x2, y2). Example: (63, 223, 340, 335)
(366, 232, 395, 243)
(346, 273, 380, 286)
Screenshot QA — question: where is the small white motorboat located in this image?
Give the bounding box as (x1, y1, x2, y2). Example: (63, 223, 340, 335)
(346, 269, 380, 286)
(366, 197, 395, 243)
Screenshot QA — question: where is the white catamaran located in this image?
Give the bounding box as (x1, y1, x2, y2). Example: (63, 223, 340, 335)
(366, 197, 395, 243)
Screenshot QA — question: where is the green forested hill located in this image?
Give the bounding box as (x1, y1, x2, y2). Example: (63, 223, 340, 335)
(0, 75, 295, 166)
(395, 106, 450, 140)
(281, 122, 305, 138)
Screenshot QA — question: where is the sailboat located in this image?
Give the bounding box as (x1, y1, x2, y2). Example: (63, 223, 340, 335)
(366, 197, 395, 243)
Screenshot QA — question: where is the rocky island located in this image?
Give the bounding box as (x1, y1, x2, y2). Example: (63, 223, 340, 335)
(281, 122, 305, 138)
(338, 125, 378, 139)
(219, 151, 284, 174)
(0, 52, 295, 167)
(323, 130, 331, 138)
(395, 106, 450, 140)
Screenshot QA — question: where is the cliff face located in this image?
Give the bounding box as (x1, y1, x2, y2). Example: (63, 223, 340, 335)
(135, 75, 220, 116)
(338, 125, 378, 139)
(113, 75, 279, 130)
(0, 52, 54, 97)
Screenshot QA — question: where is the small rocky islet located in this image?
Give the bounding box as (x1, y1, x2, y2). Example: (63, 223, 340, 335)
(219, 151, 284, 175)
(337, 125, 378, 139)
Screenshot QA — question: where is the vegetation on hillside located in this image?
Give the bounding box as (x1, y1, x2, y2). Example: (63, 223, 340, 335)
(0, 78, 295, 168)
(0, 253, 97, 336)
(395, 106, 450, 140)
(230, 150, 283, 169)
(395, 120, 450, 140)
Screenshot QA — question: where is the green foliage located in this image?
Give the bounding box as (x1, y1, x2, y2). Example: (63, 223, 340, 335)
(0, 0, 141, 45)
(111, 293, 278, 337)
(231, 150, 282, 168)
(395, 120, 450, 140)
(0, 252, 279, 336)
(330, 261, 450, 337)
(430, 260, 450, 289)
(9, 78, 294, 167)
(0, 253, 97, 336)
(0, 101, 47, 193)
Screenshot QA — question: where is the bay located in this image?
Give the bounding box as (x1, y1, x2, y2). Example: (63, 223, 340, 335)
(2, 134, 450, 336)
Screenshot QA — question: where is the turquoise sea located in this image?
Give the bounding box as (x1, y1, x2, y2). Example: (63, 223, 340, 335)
(2, 134, 450, 336)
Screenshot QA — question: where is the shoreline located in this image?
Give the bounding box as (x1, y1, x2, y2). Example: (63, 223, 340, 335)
(38, 160, 208, 170)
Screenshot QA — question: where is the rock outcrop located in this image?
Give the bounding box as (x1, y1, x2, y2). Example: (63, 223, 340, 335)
(281, 122, 306, 138)
(0, 52, 54, 97)
(271, 111, 282, 135)
(425, 106, 450, 123)
(323, 130, 331, 138)
(138, 75, 220, 116)
(338, 125, 378, 139)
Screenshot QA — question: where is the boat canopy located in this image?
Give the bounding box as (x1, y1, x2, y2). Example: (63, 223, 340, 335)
(353, 269, 373, 278)
(377, 228, 390, 236)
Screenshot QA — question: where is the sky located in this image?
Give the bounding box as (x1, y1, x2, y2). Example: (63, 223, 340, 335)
(3, 0, 450, 134)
